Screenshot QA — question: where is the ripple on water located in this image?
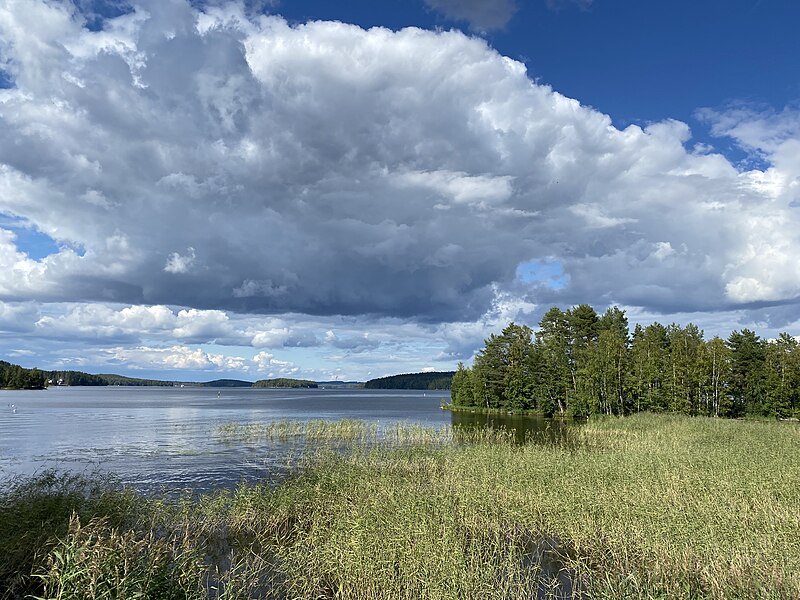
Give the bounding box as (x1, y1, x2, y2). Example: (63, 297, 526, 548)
(0, 387, 454, 492)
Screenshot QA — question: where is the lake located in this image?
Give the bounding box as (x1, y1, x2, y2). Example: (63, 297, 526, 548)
(0, 387, 568, 493)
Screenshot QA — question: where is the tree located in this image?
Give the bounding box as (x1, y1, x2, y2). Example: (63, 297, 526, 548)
(566, 304, 599, 416)
(727, 329, 766, 416)
(629, 323, 669, 413)
(533, 308, 571, 415)
(448, 305, 800, 421)
(450, 363, 476, 407)
(472, 323, 534, 410)
(703, 336, 731, 417)
(666, 323, 705, 415)
(504, 324, 533, 411)
(763, 333, 800, 418)
(594, 307, 630, 415)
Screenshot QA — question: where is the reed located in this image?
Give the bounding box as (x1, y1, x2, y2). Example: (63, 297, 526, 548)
(216, 418, 518, 448)
(216, 418, 379, 442)
(2, 414, 797, 599)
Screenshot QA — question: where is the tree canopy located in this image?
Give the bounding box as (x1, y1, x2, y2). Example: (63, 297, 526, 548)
(252, 378, 318, 388)
(0, 361, 47, 390)
(364, 372, 454, 390)
(451, 305, 800, 419)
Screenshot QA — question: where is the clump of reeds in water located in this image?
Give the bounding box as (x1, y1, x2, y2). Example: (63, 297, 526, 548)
(216, 418, 380, 443)
(216, 418, 518, 449)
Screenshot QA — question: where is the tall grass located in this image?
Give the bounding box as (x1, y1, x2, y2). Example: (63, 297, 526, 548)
(215, 419, 515, 446)
(2, 414, 798, 599)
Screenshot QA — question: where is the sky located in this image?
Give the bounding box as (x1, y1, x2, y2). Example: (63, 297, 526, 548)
(0, 0, 798, 382)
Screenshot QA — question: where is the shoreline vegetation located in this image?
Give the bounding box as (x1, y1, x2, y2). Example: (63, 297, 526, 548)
(0, 361, 358, 391)
(442, 403, 550, 418)
(364, 371, 454, 390)
(2, 414, 798, 599)
(0, 358, 449, 392)
(252, 378, 318, 389)
(451, 304, 800, 421)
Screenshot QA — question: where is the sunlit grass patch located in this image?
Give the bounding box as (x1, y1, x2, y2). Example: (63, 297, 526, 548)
(2, 414, 798, 599)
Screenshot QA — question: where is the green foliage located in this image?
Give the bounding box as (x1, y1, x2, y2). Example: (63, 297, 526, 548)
(531, 307, 570, 416)
(471, 323, 534, 411)
(363, 371, 454, 390)
(0, 360, 47, 389)
(198, 379, 254, 388)
(727, 329, 766, 416)
(763, 333, 800, 418)
(96, 374, 178, 386)
(0, 471, 140, 599)
(2, 416, 799, 599)
(4, 364, 252, 388)
(449, 363, 476, 406)
(48, 370, 107, 386)
(451, 305, 800, 420)
(252, 378, 318, 388)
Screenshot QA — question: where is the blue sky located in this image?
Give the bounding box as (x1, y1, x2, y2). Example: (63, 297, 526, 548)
(0, 0, 798, 381)
(280, 1, 799, 121)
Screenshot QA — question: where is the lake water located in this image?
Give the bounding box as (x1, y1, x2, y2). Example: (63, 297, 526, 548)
(0, 387, 453, 493)
(0, 387, 569, 494)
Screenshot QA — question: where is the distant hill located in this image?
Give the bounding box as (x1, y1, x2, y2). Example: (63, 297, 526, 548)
(48, 370, 108, 386)
(253, 378, 318, 388)
(317, 381, 363, 389)
(97, 375, 254, 387)
(95, 374, 176, 386)
(196, 379, 253, 388)
(364, 371, 455, 390)
(1, 359, 365, 390)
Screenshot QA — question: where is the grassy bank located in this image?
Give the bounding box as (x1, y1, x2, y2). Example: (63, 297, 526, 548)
(2, 414, 798, 599)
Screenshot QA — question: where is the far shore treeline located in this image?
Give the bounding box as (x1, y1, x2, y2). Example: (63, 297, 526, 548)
(0, 360, 48, 390)
(0, 363, 323, 390)
(252, 378, 317, 388)
(451, 304, 800, 419)
(0, 361, 451, 391)
(364, 371, 454, 390)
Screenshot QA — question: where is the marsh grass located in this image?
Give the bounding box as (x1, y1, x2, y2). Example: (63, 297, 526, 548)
(216, 419, 381, 443)
(2, 414, 798, 599)
(214, 419, 516, 447)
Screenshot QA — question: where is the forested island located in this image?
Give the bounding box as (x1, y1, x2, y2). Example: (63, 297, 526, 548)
(253, 378, 318, 388)
(451, 304, 800, 419)
(200, 379, 253, 387)
(364, 371, 454, 390)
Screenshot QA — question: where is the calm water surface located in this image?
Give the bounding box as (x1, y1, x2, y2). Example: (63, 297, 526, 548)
(0, 387, 570, 493)
(1, 387, 456, 492)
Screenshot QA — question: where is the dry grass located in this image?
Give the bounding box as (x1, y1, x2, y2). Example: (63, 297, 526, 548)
(2, 414, 797, 599)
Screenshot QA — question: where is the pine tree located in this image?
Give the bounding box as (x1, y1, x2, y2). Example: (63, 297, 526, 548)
(727, 329, 766, 416)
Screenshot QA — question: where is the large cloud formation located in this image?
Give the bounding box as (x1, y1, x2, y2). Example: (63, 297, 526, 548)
(0, 0, 798, 336)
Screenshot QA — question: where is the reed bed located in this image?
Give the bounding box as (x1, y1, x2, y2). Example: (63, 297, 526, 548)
(2, 414, 798, 599)
(216, 418, 382, 443)
(215, 418, 516, 447)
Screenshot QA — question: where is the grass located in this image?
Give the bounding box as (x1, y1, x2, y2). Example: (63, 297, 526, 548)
(214, 418, 515, 446)
(1, 414, 798, 599)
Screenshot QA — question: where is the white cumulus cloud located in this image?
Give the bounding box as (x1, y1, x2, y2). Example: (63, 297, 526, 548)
(0, 0, 798, 347)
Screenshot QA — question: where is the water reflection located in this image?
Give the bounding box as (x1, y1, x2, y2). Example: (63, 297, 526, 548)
(0, 387, 451, 493)
(450, 410, 580, 444)
(1, 387, 584, 493)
